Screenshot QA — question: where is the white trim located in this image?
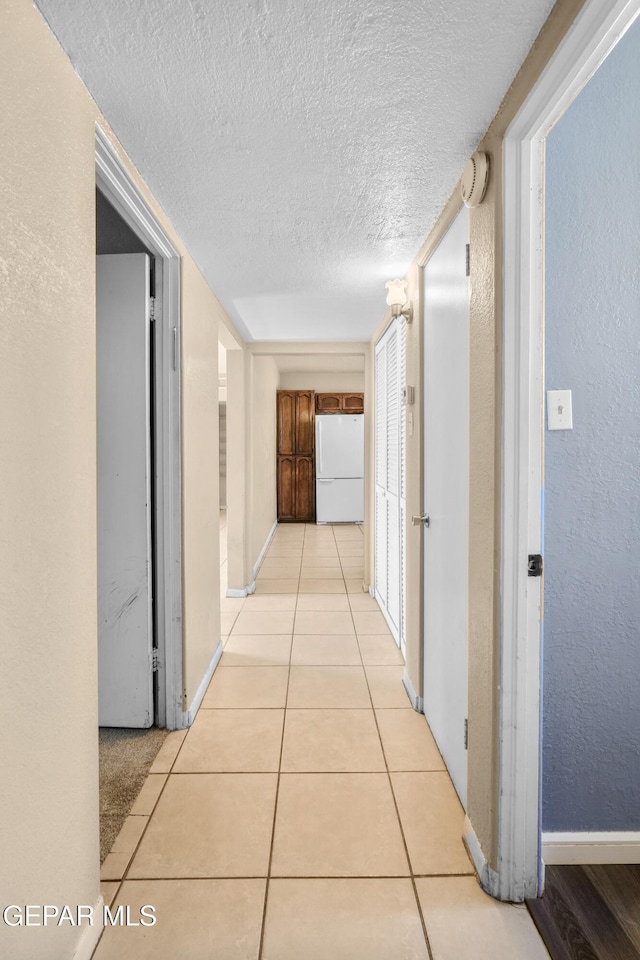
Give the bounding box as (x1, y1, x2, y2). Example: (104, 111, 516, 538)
(252, 519, 278, 581)
(542, 832, 640, 865)
(402, 670, 423, 713)
(183, 642, 224, 727)
(226, 585, 253, 598)
(463, 817, 500, 894)
(96, 126, 184, 731)
(72, 895, 104, 960)
(499, 0, 640, 902)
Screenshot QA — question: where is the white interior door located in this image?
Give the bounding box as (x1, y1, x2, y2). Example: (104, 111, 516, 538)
(375, 338, 388, 609)
(374, 318, 407, 650)
(97, 253, 154, 727)
(422, 207, 470, 806)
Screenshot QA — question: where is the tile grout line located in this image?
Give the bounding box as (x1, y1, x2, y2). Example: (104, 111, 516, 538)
(94, 732, 188, 957)
(347, 581, 436, 960)
(104, 872, 473, 882)
(256, 521, 299, 960)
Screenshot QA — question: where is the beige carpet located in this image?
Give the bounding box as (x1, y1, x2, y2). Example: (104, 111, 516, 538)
(98, 727, 168, 862)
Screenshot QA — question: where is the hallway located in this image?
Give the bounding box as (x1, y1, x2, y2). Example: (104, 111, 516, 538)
(95, 523, 549, 959)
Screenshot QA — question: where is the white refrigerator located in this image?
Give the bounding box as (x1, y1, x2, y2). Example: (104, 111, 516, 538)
(315, 414, 364, 523)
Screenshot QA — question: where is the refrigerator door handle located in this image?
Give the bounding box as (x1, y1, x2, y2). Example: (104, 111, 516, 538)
(317, 419, 323, 476)
(317, 478, 333, 482)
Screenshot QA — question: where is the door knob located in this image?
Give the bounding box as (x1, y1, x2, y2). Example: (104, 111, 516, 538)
(412, 513, 430, 527)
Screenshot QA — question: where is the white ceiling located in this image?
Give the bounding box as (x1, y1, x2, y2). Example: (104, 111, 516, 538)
(36, 0, 554, 342)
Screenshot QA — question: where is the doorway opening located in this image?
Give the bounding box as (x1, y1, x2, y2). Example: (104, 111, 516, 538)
(95, 128, 183, 859)
(499, 0, 640, 904)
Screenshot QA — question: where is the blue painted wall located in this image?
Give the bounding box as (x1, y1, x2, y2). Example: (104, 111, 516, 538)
(543, 18, 640, 832)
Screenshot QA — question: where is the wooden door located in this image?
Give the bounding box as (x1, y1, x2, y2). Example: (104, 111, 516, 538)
(295, 391, 315, 455)
(296, 456, 315, 520)
(277, 456, 296, 520)
(316, 393, 342, 413)
(277, 391, 295, 455)
(343, 392, 364, 413)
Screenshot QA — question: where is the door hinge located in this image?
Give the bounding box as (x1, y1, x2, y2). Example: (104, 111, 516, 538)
(464, 718, 468, 750)
(528, 554, 543, 577)
(149, 296, 156, 322)
(151, 648, 159, 672)
(465, 244, 470, 277)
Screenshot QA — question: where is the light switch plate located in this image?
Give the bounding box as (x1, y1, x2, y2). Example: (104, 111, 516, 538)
(547, 390, 573, 430)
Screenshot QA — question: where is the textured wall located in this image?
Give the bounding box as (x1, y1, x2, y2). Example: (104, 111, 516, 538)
(0, 4, 100, 957)
(542, 18, 640, 831)
(0, 3, 236, 955)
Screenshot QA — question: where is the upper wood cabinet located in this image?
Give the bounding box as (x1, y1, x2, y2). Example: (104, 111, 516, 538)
(316, 392, 342, 414)
(316, 392, 364, 414)
(277, 390, 316, 456)
(342, 393, 364, 413)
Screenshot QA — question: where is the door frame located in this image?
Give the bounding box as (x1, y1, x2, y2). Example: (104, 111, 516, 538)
(96, 126, 184, 731)
(499, 0, 640, 901)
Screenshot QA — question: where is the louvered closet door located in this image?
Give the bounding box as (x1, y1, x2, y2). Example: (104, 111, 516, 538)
(398, 318, 407, 657)
(375, 339, 388, 606)
(384, 324, 401, 637)
(374, 317, 406, 648)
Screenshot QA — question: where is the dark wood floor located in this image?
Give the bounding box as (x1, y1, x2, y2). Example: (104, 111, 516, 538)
(527, 864, 640, 960)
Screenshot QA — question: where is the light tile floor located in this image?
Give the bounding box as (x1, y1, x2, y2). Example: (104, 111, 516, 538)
(95, 523, 550, 959)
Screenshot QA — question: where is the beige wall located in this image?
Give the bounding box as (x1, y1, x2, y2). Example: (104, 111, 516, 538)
(279, 371, 365, 392)
(181, 256, 223, 706)
(248, 355, 280, 572)
(0, 2, 238, 955)
(368, 0, 587, 872)
(1, 5, 100, 957)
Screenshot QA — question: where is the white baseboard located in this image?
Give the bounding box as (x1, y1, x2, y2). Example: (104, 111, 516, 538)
(224, 519, 277, 597)
(542, 831, 640, 865)
(463, 816, 502, 898)
(72, 894, 104, 960)
(252, 519, 278, 580)
(226, 584, 252, 598)
(402, 669, 424, 713)
(183, 642, 224, 726)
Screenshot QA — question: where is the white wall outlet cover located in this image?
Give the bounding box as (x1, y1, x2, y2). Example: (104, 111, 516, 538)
(547, 389, 573, 430)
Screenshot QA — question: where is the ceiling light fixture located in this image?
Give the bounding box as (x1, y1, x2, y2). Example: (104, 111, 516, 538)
(385, 278, 413, 323)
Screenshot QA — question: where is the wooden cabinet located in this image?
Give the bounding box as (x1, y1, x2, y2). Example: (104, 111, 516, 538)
(342, 392, 364, 413)
(316, 392, 342, 414)
(277, 456, 297, 520)
(316, 392, 364, 414)
(277, 391, 316, 521)
(277, 391, 296, 455)
(295, 391, 315, 456)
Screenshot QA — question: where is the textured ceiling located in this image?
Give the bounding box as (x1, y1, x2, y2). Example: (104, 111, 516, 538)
(36, 0, 555, 341)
